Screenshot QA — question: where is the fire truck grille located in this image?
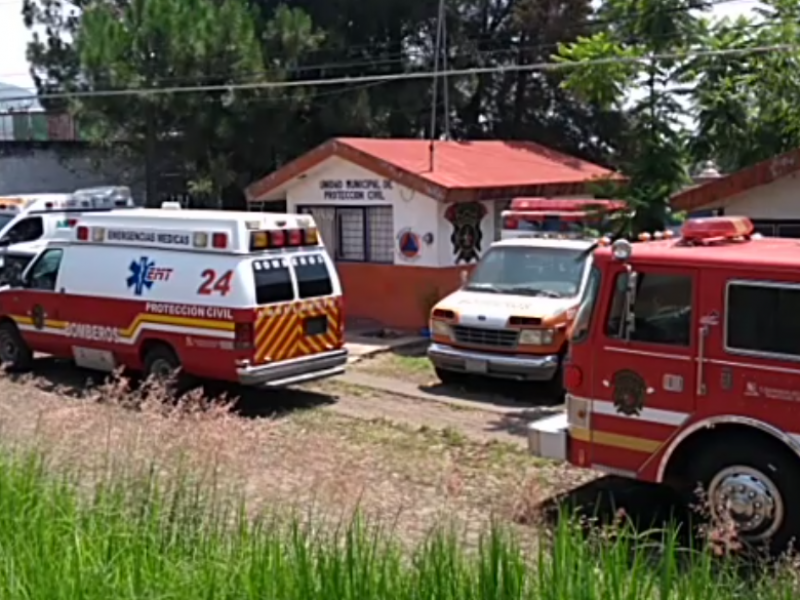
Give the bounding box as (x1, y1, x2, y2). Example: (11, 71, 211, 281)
(452, 325, 519, 349)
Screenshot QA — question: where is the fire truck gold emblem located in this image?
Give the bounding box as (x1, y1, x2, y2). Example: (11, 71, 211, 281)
(31, 305, 46, 330)
(611, 369, 648, 416)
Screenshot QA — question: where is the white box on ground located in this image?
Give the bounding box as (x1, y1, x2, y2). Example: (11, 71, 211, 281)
(527, 412, 568, 461)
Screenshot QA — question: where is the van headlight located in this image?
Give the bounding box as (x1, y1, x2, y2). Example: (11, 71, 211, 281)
(519, 328, 555, 345)
(430, 320, 452, 338)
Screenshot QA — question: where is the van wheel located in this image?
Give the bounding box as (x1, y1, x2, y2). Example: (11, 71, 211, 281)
(0, 322, 33, 372)
(435, 367, 467, 387)
(142, 345, 183, 387)
(685, 439, 800, 552)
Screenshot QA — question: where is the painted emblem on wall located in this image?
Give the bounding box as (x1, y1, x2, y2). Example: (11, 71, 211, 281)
(397, 228, 421, 260)
(611, 369, 648, 416)
(444, 202, 487, 264)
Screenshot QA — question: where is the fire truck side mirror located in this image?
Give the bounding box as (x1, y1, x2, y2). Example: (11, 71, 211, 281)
(624, 267, 638, 339)
(460, 269, 468, 285)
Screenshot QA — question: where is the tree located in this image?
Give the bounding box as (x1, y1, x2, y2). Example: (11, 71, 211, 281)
(690, 0, 800, 172)
(555, 0, 705, 232)
(24, 0, 322, 204)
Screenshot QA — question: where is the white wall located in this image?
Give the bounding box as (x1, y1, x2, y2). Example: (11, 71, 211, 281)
(698, 173, 800, 219)
(285, 157, 441, 267)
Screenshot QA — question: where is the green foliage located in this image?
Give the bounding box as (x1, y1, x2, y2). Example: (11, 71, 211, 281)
(0, 448, 798, 599)
(555, 0, 707, 234)
(689, 0, 800, 171)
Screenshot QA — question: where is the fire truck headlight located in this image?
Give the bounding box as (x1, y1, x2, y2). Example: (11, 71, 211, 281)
(611, 239, 632, 261)
(520, 328, 555, 345)
(430, 320, 452, 338)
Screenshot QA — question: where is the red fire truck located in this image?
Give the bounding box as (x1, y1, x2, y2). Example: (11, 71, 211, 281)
(527, 216, 800, 549)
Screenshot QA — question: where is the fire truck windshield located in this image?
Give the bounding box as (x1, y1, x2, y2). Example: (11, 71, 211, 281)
(465, 246, 586, 298)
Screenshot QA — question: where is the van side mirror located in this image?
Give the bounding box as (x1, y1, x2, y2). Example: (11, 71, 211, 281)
(460, 269, 468, 285)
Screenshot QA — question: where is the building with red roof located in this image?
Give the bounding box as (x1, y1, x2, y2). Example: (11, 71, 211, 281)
(246, 137, 619, 330)
(672, 150, 800, 238)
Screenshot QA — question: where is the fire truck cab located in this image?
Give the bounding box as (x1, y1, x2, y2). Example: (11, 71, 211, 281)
(0, 206, 347, 388)
(427, 198, 624, 387)
(528, 216, 800, 548)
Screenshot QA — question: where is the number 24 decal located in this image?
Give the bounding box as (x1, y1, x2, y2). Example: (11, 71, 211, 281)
(198, 269, 234, 296)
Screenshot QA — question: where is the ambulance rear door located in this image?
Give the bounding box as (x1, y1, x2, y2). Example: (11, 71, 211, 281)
(250, 250, 343, 364)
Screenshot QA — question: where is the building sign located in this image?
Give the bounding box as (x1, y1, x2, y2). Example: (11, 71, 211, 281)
(319, 179, 393, 201)
(396, 228, 421, 260)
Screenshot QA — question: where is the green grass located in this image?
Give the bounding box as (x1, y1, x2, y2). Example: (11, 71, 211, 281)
(0, 450, 795, 599)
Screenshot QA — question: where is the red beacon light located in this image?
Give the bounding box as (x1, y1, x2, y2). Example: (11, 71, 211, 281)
(680, 216, 754, 243)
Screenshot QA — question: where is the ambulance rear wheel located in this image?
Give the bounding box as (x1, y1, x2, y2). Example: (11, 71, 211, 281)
(686, 439, 800, 552)
(142, 344, 183, 386)
(0, 322, 33, 372)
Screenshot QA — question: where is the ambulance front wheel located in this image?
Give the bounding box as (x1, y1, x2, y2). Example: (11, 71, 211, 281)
(0, 321, 33, 372)
(686, 439, 800, 552)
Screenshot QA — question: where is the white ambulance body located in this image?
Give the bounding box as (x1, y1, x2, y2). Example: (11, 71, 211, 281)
(0, 186, 135, 248)
(0, 206, 347, 387)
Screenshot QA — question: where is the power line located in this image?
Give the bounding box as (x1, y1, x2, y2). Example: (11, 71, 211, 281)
(0, 0, 763, 85)
(0, 42, 792, 104)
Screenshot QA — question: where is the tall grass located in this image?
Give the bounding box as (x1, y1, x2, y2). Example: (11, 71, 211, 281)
(0, 450, 795, 600)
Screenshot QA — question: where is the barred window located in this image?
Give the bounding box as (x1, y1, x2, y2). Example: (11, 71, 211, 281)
(297, 205, 394, 264)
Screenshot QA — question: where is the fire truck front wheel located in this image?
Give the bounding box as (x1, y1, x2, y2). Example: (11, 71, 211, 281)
(0, 321, 33, 372)
(687, 440, 800, 550)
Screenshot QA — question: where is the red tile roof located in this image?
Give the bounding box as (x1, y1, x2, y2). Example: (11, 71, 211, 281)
(246, 137, 620, 203)
(672, 148, 800, 212)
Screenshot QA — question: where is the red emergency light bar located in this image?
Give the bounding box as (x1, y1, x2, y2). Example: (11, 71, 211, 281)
(250, 227, 319, 251)
(680, 216, 754, 243)
(509, 198, 628, 212)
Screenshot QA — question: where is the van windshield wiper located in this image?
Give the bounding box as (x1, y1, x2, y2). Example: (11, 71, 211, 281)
(464, 283, 501, 293)
(504, 286, 563, 298)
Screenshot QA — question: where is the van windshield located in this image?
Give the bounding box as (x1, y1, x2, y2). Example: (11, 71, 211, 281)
(251, 253, 334, 305)
(465, 246, 587, 298)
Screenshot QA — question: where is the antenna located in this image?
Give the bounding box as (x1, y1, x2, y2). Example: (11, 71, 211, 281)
(428, 0, 447, 171)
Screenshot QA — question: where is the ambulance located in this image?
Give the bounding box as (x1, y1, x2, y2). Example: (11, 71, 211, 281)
(427, 198, 624, 389)
(0, 186, 135, 248)
(0, 206, 347, 387)
(527, 216, 800, 550)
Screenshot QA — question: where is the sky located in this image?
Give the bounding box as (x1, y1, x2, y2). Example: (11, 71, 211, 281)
(0, 0, 764, 95)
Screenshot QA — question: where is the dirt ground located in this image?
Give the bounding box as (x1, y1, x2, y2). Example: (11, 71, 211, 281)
(0, 357, 598, 547)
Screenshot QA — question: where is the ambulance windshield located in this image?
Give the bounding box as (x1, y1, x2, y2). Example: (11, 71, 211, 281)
(464, 246, 586, 298)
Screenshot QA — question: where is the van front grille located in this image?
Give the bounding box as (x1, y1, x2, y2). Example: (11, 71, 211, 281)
(452, 325, 519, 349)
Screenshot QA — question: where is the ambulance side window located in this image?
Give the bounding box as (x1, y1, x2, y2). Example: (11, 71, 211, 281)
(606, 272, 692, 346)
(25, 248, 63, 291)
(252, 258, 294, 304)
(292, 255, 333, 299)
(2, 217, 44, 245)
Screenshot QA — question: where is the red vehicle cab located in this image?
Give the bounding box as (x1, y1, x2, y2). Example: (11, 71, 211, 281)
(528, 216, 800, 549)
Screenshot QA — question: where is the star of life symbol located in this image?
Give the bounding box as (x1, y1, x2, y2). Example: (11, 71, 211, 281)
(127, 257, 155, 296)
